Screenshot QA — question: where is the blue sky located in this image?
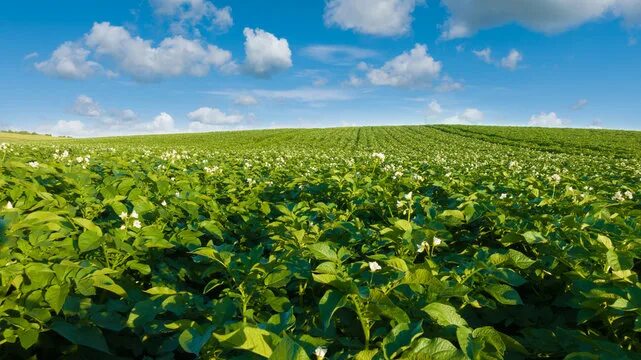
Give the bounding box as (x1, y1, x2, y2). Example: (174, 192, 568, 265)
(1, 0, 640, 136)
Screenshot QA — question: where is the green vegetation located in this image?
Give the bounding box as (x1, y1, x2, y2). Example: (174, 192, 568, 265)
(1, 125, 640, 359)
(0, 131, 61, 143)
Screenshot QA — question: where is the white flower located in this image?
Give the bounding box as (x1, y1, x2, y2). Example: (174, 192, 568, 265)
(175, 192, 180, 198)
(368, 261, 382, 272)
(161, 200, 167, 207)
(76, 156, 84, 163)
(372, 152, 385, 162)
(625, 190, 634, 200)
(416, 241, 429, 253)
(433, 237, 443, 246)
(396, 200, 403, 208)
(404, 192, 413, 201)
(613, 191, 625, 202)
(314, 346, 328, 359)
(119, 212, 128, 220)
(5, 201, 13, 209)
(550, 174, 561, 183)
(132, 220, 142, 229)
(119, 225, 126, 230)
(130, 210, 139, 219)
(500, 193, 508, 199)
(27, 161, 39, 168)
(0, 143, 7, 150)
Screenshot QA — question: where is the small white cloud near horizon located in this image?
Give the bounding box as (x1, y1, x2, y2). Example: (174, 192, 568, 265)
(473, 48, 493, 63)
(427, 100, 443, 118)
(187, 107, 244, 125)
(572, 99, 589, 110)
(324, 0, 424, 36)
(366, 44, 442, 87)
(442, 108, 484, 124)
(72, 95, 102, 117)
(243, 28, 292, 77)
(529, 112, 568, 127)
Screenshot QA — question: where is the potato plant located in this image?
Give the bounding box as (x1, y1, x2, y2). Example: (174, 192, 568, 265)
(0, 126, 640, 359)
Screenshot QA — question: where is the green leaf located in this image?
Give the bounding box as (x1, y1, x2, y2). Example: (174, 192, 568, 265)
(73, 218, 103, 236)
(45, 283, 70, 314)
(606, 249, 633, 271)
(319, 289, 347, 330)
(92, 274, 127, 297)
(78, 230, 101, 253)
(269, 335, 311, 360)
(307, 242, 339, 262)
(381, 321, 423, 359)
(214, 325, 275, 358)
(18, 328, 39, 349)
(50, 321, 110, 354)
(522, 231, 547, 244)
(179, 325, 215, 354)
(145, 287, 178, 295)
(422, 303, 468, 327)
(406, 338, 466, 360)
(485, 284, 523, 305)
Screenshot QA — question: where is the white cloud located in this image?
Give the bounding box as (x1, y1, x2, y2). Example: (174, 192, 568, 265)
(442, 108, 484, 124)
(50, 120, 89, 137)
(149, 0, 233, 33)
(24, 52, 39, 60)
(441, 0, 641, 39)
(436, 76, 464, 92)
(500, 49, 523, 70)
(366, 44, 441, 87)
(572, 99, 589, 110)
(187, 107, 243, 125)
(72, 95, 102, 117)
(473, 48, 493, 63)
(144, 112, 176, 132)
(85, 22, 234, 81)
(324, 0, 424, 36)
(243, 28, 292, 77)
(473, 48, 523, 70)
(528, 112, 567, 127)
(427, 100, 443, 116)
(35, 42, 102, 80)
(301, 45, 378, 65)
(234, 95, 258, 106)
(345, 75, 364, 87)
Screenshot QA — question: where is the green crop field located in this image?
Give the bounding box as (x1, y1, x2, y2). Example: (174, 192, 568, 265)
(1, 125, 640, 359)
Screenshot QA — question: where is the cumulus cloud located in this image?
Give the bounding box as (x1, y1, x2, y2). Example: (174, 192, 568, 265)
(442, 108, 484, 124)
(72, 95, 102, 117)
(187, 107, 243, 125)
(528, 112, 568, 127)
(572, 99, 589, 110)
(366, 44, 441, 87)
(500, 49, 523, 70)
(144, 112, 176, 132)
(301, 45, 378, 65)
(436, 76, 464, 92)
(324, 0, 424, 36)
(150, 0, 233, 33)
(427, 100, 443, 116)
(49, 120, 89, 137)
(473, 48, 493, 63)
(441, 0, 641, 40)
(35, 42, 102, 80)
(243, 28, 292, 77)
(85, 22, 235, 81)
(234, 95, 258, 106)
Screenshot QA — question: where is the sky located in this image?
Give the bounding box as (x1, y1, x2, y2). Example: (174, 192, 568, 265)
(1, 0, 640, 137)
